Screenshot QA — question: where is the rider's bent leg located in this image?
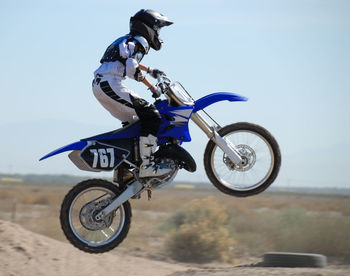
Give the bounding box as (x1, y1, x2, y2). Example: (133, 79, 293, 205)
(131, 97, 169, 178)
(92, 76, 139, 123)
(92, 76, 169, 178)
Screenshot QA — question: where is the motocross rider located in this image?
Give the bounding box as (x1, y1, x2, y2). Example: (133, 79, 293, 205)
(92, 9, 173, 178)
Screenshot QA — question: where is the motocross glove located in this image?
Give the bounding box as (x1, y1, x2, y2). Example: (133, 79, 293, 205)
(149, 85, 162, 98)
(147, 67, 164, 79)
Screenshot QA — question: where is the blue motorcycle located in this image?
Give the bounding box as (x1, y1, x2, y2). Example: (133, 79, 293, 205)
(40, 74, 281, 253)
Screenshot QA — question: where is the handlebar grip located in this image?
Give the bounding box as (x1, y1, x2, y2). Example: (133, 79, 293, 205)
(152, 92, 160, 98)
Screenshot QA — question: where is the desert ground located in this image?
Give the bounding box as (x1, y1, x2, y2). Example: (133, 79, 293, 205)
(0, 180, 350, 276)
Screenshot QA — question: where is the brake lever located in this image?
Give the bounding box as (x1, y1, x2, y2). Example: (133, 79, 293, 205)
(159, 83, 166, 93)
(157, 73, 163, 84)
(156, 73, 168, 94)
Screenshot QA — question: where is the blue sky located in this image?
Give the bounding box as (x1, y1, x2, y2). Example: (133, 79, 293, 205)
(1, 0, 349, 187)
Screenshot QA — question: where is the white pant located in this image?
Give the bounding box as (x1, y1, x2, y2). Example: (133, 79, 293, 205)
(92, 75, 140, 123)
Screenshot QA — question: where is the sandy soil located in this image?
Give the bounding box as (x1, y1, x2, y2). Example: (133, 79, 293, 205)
(0, 219, 349, 276)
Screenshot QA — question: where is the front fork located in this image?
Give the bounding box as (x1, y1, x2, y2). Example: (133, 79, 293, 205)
(190, 113, 243, 165)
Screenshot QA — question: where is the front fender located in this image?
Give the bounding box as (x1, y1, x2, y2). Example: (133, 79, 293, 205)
(193, 92, 248, 113)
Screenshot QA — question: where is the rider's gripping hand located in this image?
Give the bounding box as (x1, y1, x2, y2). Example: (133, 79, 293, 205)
(149, 85, 162, 98)
(147, 67, 164, 79)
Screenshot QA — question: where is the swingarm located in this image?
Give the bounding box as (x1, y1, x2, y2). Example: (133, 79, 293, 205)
(95, 181, 144, 221)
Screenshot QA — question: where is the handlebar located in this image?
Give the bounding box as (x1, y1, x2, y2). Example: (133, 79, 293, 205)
(148, 72, 170, 98)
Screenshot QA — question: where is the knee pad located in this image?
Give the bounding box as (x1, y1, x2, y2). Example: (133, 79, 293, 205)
(131, 97, 161, 136)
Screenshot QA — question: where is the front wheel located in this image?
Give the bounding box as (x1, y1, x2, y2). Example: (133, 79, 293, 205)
(60, 179, 132, 253)
(204, 122, 281, 197)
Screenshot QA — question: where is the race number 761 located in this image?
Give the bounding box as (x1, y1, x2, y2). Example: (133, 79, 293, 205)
(89, 148, 115, 168)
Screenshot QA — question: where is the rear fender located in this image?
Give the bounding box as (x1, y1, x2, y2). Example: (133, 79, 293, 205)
(39, 122, 141, 161)
(39, 141, 87, 161)
(193, 92, 248, 113)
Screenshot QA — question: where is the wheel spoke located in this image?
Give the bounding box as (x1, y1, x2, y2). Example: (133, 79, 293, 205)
(67, 185, 126, 247)
(101, 230, 109, 239)
(209, 127, 276, 192)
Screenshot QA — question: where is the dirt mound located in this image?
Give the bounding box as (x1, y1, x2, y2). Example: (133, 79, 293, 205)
(0, 219, 187, 276)
(0, 219, 349, 276)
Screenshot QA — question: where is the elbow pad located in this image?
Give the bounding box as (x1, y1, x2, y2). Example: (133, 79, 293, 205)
(134, 68, 145, 82)
(125, 58, 144, 81)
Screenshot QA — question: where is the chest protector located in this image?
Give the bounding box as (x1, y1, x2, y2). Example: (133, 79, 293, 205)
(100, 35, 145, 65)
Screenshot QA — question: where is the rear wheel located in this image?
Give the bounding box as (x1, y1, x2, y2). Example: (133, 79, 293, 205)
(204, 122, 281, 197)
(60, 179, 132, 253)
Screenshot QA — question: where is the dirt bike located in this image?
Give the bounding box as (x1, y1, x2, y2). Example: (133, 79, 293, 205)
(40, 73, 281, 253)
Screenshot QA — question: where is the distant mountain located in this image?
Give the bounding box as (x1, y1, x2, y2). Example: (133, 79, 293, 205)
(0, 119, 118, 176)
(0, 173, 91, 185)
(267, 185, 350, 196)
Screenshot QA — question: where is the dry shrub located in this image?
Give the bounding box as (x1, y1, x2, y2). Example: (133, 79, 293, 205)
(0, 190, 11, 199)
(164, 197, 235, 263)
(32, 196, 50, 205)
(17, 190, 64, 206)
